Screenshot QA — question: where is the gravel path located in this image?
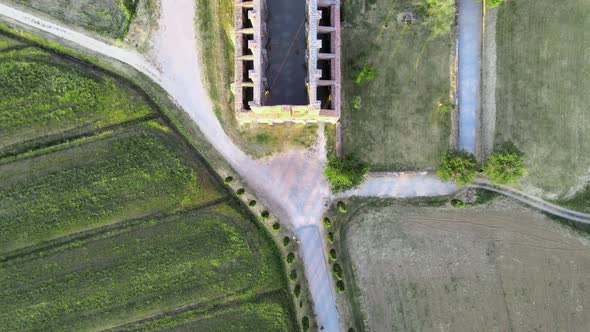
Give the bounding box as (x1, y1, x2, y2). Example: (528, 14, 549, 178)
(457, 0, 482, 154)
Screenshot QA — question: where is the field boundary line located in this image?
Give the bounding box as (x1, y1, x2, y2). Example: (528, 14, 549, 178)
(101, 288, 288, 332)
(0, 196, 232, 264)
(0, 113, 159, 162)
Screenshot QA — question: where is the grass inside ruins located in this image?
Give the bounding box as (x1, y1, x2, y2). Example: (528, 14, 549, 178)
(341, 0, 453, 171)
(0, 32, 298, 331)
(195, 0, 319, 157)
(493, 0, 590, 198)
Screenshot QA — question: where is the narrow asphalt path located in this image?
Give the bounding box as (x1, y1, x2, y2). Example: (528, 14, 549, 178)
(457, 0, 482, 154)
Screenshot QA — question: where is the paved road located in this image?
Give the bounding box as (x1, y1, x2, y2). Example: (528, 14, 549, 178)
(457, 0, 482, 154)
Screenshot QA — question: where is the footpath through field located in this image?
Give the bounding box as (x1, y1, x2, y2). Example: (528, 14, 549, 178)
(457, 0, 482, 154)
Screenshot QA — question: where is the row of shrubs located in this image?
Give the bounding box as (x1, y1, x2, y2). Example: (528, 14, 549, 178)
(225, 175, 311, 331)
(322, 215, 346, 294)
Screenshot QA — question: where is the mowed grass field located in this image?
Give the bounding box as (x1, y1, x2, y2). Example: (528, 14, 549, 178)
(0, 43, 154, 157)
(0, 32, 298, 331)
(335, 198, 590, 331)
(8, 0, 137, 39)
(341, 0, 453, 170)
(493, 0, 590, 197)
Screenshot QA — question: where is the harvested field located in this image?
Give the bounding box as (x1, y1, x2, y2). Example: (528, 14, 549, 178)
(0, 122, 226, 253)
(491, 0, 590, 198)
(6, 0, 137, 39)
(341, 0, 454, 170)
(0, 46, 154, 157)
(338, 197, 590, 331)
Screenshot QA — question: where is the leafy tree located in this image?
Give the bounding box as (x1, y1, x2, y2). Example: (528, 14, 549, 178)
(322, 217, 332, 228)
(487, 0, 505, 8)
(354, 64, 378, 85)
(324, 154, 369, 193)
(336, 280, 345, 292)
(482, 142, 527, 185)
(419, 0, 455, 37)
(302, 316, 310, 331)
(435, 149, 478, 185)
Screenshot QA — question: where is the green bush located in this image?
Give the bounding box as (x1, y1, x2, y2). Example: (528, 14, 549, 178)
(332, 263, 343, 280)
(437, 98, 454, 113)
(354, 64, 378, 85)
(272, 223, 281, 232)
(329, 249, 337, 261)
(337, 201, 347, 213)
(224, 176, 233, 183)
(451, 199, 465, 208)
(482, 142, 527, 185)
(302, 316, 310, 331)
(286, 252, 295, 264)
(326, 232, 334, 244)
(289, 269, 297, 281)
(283, 236, 291, 247)
(248, 200, 257, 207)
(487, 0, 505, 8)
(435, 149, 478, 185)
(236, 188, 245, 196)
(352, 95, 362, 110)
(322, 217, 332, 228)
(324, 154, 369, 193)
(260, 210, 270, 221)
(336, 280, 345, 292)
(293, 284, 301, 298)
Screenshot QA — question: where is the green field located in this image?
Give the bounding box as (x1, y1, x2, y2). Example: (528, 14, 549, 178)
(0, 31, 299, 331)
(0, 123, 226, 252)
(341, 0, 453, 170)
(0, 45, 154, 157)
(116, 292, 297, 331)
(9, 0, 138, 39)
(493, 0, 590, 197)
(195, 0, 318, 158)
(0, 204, 288, 331)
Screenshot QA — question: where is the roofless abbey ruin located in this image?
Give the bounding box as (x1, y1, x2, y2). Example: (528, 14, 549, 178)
(233, 0, 341, 124)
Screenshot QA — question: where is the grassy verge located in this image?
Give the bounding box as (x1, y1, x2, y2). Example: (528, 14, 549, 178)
(0, 45, 154, 155)
(493, 0, 590, 197)
(195, 0, 319, 158)
(341, 0, 453, 170)
(6, 0, 137, 39)
(0, 203, 287, 331)
(0, 122, 226, 253)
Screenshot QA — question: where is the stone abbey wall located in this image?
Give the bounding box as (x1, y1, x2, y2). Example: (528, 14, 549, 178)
(233, 0, 341, 124)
